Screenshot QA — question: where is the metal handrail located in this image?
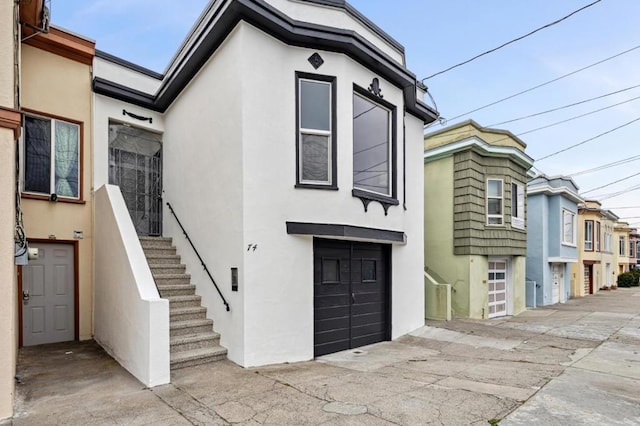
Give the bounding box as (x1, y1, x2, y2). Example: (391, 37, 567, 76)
(166, 202, 230, 312)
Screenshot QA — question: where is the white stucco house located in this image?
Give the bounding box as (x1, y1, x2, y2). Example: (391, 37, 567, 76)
(91, 0, 437, 383)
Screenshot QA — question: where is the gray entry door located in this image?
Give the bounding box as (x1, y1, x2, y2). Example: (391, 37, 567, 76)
(22, 243, 75, 346)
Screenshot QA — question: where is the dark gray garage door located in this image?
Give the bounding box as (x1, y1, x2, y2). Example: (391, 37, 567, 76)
(314, 238, 390, 357)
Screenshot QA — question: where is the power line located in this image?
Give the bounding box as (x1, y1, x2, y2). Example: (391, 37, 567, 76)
(581, 171, 640, 194)
(444, 43, 640, 122)
(536, 116, 640, 161)
(488, 83, 640, 127)
(517, 95, 640, 136)
(593, 183, 640, 201)
(569, 155, 640, 177)
(421, 0, 602, 81)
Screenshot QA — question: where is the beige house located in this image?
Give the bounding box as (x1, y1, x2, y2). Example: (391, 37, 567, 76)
(424, 120, 533, 319)
(0, 0, 21, 419)
(571, 200, 618, 296)
(614, 222, 633, 274)
(18, 23, 95, 350)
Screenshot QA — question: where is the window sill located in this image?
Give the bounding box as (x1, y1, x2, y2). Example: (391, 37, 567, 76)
(295, 183, 338, 191)
(21, 193, 86, 204)
(352, 189, 398, 216)
(561, 242, 577, 248)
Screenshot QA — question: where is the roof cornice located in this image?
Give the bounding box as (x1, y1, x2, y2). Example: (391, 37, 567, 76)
(423, 135, 534, 169)
(92, 0, 436, 123)
(526, 184, 584, 204)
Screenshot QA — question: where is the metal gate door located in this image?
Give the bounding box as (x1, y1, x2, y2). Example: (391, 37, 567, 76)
(108, 122, 162, 236)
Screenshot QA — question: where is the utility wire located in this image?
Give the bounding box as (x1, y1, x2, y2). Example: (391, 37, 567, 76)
(422, 0, 602, 81)
(592, 183, 640, 200)
(569, 155, 640, 177)
(517, 95, 640, 136)
(581, 171, 640, 194)
(536, 116, 640, 161)
(444, 43, 640, 122)
(489, 83, 640, 127)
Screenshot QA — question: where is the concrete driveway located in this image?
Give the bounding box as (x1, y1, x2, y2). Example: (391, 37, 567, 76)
(8, 288, 640, 425)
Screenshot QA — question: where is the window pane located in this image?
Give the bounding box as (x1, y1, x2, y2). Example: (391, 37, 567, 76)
(488, 216, 503, 225)
(301, 133, 329, 182)
(24, 116, 52, 194)
(55, 121, 79, 198)
(353, 93, 390, 195)
(487, 180, 502, 197)
(488, 199, 502, 215)
(300, 80, 330, 131)
(322, 258, 339, 283)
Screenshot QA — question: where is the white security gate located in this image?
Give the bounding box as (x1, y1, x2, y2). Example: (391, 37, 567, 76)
(488, 259, 508, 318)
(552, 263, 561, 304)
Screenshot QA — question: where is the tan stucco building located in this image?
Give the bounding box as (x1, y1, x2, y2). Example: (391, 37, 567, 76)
(424, 121, 533, 319)
(571, 200, 618, 296)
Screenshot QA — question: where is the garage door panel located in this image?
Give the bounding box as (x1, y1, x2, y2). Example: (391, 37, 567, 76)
(314, 305, 350, 321)
(315, 316, 349, 333)
(314, 239, 389, 357)
(314, 339, 350, 357)
(314, 328, 350, 345)
(351, 311, 386, 327)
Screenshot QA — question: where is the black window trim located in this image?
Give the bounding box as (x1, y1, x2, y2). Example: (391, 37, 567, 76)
(352, 84, 398, 215)
(295, 71, 338, 190)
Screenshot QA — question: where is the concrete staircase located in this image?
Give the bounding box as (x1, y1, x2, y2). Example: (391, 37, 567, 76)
(140, 236, 227, 369)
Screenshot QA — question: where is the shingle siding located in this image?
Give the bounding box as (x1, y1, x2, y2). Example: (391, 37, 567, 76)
(453, 150, 527, 256)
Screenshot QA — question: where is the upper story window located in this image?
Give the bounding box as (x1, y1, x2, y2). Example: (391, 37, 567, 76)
(562, 209, 576, 245)
(486, 179, 503, 225)
(296, 73, 336, 189)
(620, 236, 626, 256)
(630, 240, 636, 258)
(584, 220, 594, 251)
(604, 231, 612, 253)
(595, 222, 601, 252)
(352, 91, 393, 197)
(22, 114, 81, 200)
(511, 182, 525, 229)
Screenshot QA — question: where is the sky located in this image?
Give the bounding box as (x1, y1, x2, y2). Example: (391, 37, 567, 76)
(50, 0, 640, 226)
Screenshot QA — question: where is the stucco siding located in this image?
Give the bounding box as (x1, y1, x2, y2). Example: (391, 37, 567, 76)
(162, 24, 246, 365)
(20, 44, 94, 340)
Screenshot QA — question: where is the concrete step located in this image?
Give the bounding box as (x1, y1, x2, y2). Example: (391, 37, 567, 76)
(158, 284, 196, 297)
(170, 346, 228, 369)
(139, 237, 173, 248)
(167, 295, 202, 309)
(143, 246, 177, 256)
(170, 318, 214, 337)
(170, 306, 207, 322)
(150, 264, 187, 275)
(146, 253, 182, 265)
(154, 274, 191, 286)
(170, 331, 220, 353)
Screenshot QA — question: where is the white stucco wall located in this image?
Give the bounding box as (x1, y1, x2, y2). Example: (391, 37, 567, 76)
(93, 56, 162, 95)
(238, 22, 423, 366)
(162, 25, 246, 365)
(94, 185, 170, 387)
(264, 0, 404, 65)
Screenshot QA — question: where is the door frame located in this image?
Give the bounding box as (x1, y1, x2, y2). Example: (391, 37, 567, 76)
(18, 239, 79, 346)
(487, 257, 511, 318)
(313, 238, 392, 356)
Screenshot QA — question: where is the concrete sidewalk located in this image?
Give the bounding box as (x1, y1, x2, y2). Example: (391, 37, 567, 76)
(7, 288, 640, 425)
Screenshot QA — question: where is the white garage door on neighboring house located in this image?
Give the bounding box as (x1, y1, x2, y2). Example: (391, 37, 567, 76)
(22, 242, 75, 346)
(488, 259, 508, 318)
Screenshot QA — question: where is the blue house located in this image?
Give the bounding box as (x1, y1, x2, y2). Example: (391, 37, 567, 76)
(526, 174, 583, 306)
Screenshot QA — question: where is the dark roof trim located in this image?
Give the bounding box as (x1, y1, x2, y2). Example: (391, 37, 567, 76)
(93, 77, 156, 109)
(286, 221, 406, 243)
(95, 49, 164, 80)
(93, 0, 437, 123)
(297, 0, 405, 56)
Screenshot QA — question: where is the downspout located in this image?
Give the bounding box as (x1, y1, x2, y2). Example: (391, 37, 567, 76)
(403, 111, 406, 210)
